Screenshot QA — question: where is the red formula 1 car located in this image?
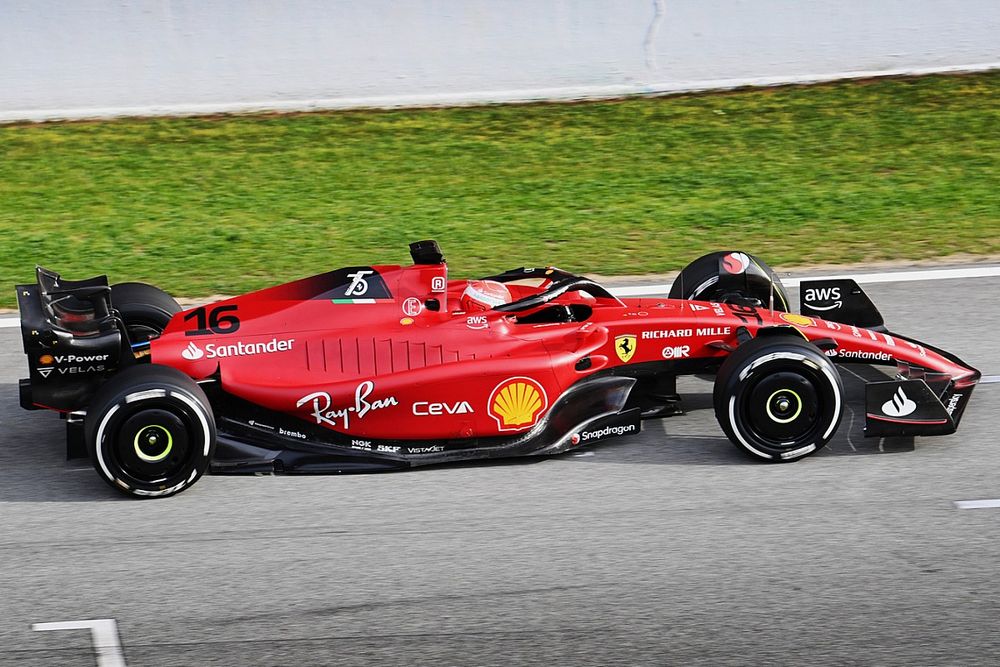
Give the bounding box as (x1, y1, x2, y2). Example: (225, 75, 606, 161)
(16, 241, 980, 497)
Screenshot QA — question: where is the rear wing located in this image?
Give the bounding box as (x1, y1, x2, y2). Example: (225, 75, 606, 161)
(16, 267, 125, 412)
(22, 267, 115, 336)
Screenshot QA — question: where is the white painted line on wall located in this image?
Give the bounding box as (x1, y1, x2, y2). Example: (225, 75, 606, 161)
(781, 266, 1000, 287)
(979, 376, 1000, 384)
(954, 499, 1000, 510)
(610, 265, 1000, 297)
(32, 618, 127, 667)
(3, 61, 999, 124)
(1, 264, 999, 327)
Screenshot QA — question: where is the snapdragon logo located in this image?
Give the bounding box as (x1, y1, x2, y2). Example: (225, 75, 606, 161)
(573, 422, 639, 444)
(722, 252, 750, 274)
(580, 423, 638, 442)
(182, 338, 294, 361)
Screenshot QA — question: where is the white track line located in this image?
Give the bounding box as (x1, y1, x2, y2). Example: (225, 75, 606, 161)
(610, 265, 1000, 297)
(32, 618, 127, 667)
(2, 265, 999, 327)
(5, 61, 1000, 124)
(954, 499, 1000, 510)
(980, 376, 1000, 384)
(781, 266, 1000, 287)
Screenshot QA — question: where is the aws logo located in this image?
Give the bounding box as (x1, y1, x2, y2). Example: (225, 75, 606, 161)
(804, 286, 842, 311)
(488, 377, 548, 431)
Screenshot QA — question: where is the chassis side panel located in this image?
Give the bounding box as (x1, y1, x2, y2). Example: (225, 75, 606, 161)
(208, 375, 638, 474)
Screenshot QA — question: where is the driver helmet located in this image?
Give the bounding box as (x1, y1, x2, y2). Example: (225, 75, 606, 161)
(461, 280, 512, 312)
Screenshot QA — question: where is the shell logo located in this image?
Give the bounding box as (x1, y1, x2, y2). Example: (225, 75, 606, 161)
(780, 312, 816, 328)
(488, 377, 548, 432)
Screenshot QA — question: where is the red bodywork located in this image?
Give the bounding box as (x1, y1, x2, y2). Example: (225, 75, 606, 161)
(149, 263, 978, 443)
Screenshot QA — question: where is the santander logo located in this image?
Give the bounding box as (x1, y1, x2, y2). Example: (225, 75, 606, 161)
(180, 338, 294, 361)
(881, 387, 917, 418)
(181, 342, 204, 360)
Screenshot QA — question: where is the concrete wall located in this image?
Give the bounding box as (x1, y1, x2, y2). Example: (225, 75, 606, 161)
(1, 0, 998, 121)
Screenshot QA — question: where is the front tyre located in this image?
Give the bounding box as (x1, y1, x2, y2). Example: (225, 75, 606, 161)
(669, 251, 790, 312)
(713, 336, 843, 462)
(85, 365, 216, 498)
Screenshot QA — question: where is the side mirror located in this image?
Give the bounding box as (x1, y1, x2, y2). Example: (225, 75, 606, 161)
(409, 240, 445, 265)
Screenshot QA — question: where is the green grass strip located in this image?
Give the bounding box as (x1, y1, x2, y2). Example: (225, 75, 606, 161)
(1, 72, 998, 307)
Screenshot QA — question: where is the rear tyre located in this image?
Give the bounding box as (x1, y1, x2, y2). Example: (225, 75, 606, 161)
(713, 335, 843, 462)
(669, 251, 790, 312)
(85, 365, 216, 498)
(110, 282, 181, 345)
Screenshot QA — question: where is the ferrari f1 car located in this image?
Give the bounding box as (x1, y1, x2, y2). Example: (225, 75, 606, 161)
(16, 241, 980, 498)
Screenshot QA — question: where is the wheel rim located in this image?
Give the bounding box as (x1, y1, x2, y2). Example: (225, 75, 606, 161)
(741, 369, 826, 447)
(133, 425, 173, 462)
(764, 388, 803, 424)
(111, 407, 192, 483)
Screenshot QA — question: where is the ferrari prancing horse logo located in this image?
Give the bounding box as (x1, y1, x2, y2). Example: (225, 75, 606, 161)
(615, 334, 637, 363)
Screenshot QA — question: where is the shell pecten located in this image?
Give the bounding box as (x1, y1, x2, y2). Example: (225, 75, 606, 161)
(488, 377, 548, 431)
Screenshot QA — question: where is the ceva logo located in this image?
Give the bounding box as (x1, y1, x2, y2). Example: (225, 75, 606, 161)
(882, 387, 917, 418)
(412, 401, 474, 416)
(181, 342, 204, 360)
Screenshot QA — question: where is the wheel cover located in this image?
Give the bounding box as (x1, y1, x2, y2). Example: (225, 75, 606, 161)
(740, 366, 830, 449)
(133, 424, 174, 463)
(110, 406, 193, 484)
(764, 388, 803, 424)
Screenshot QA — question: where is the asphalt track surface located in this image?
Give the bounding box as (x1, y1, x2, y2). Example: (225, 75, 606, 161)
(2, 271, 999, 666)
